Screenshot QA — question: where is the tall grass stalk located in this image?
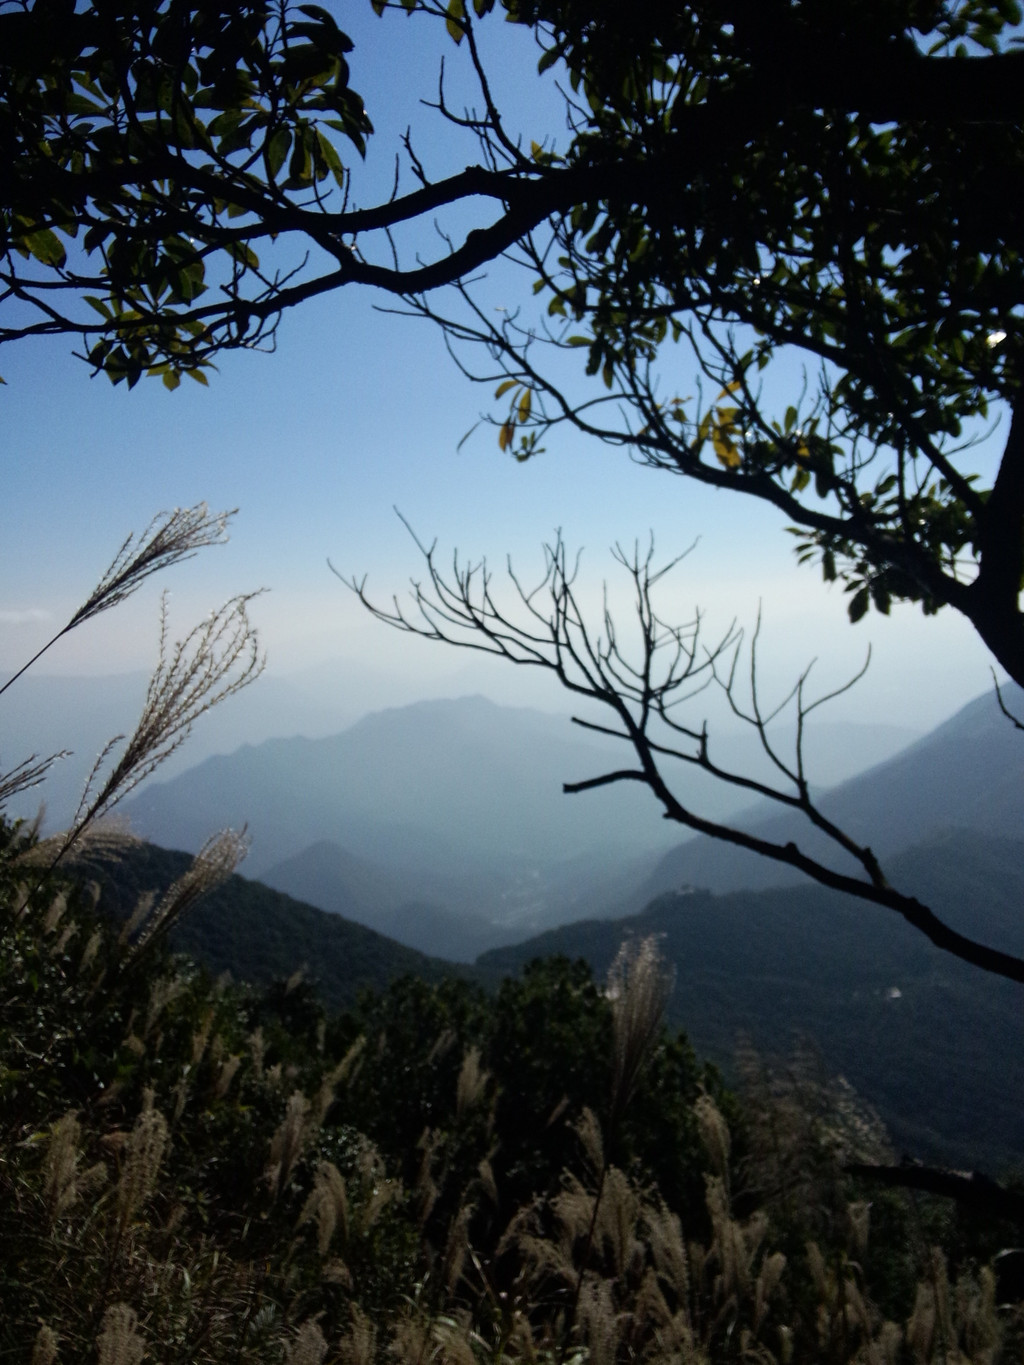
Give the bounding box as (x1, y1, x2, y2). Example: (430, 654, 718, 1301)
(0, 505, 234, 701)
(55, 592, 264, 861)
(561, 936, 672, 1362)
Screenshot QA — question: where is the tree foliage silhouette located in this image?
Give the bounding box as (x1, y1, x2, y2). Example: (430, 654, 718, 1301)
(5, 0, 1024, 980)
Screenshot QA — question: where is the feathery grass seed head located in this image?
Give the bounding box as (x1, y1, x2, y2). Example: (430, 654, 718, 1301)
(70, 505, 234, 630)
(285, 1320, 327, 1365)
(30, 1325, 59, 1365)
(338, 1305, 376, 1365)
(43, 1113, 81, 1221)
(299, 1161, 349, 1256)
(65, 595, 264, 848)
(117, 1091, 168, 1225)
(456, 1045, 490, 1117)
(695, 1092, 732, 1182)
(608, 936, 673, 1118)
(96, 1304, 145, 1365)
(127, 827, 249, 963)
(266, 1091, 311, 1198)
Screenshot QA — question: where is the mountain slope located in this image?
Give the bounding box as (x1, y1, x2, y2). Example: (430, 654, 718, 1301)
(634, 682, 1024, 901)
(83, 840, 458, 1010)
(477, 830, 1024, 1169)
(257, 839, 505, 961)
(123, 695, 685, 877)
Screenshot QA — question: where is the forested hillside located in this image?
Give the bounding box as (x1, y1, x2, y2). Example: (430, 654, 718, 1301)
(479, 831, 1024, 1169)
(82, 827, 1023, 1169)
(3, 817, 1022, 1365)
(82, 839, 458, 1008)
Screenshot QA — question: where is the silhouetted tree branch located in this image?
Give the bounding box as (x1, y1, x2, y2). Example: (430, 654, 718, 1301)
(335, 526, 1024, 984)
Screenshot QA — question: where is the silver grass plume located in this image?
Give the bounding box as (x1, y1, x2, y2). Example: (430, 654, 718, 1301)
(284, 1320, 328, 1365)
(388, 1314, 429, 1365)
(125, 827, 249, 963)
(430, 1315, 477, 1365)
(78, 928, 102, 976)
(116, 1090, 168, 1228)
(213, 1053, 242, 1099)
(249, 1026, 266, 1078)
(42, 891, 68, 935)
(456, 1045, 490, 1118)
(95, 1304, 145, 1365)
(907, 1274, 938, 1362)
(144, 974, 186, 1036)
(63, 594, 263, 853)
(312, 1036, 366, 1128)
(17, 820, 138, 872)
(354, 1140, 400, 1234)
(575, 1106, 605, 1180)
(608, 935, 674, 1124)
(847, 1200, 871, 1258)
(643, 1199, 690, 1305)
(754, 1251, 788, 1333)
(266, 1091, 311, 1198)
(0, 751, 68, 810)
(30, 1325, 59, 1365)
(0, 504, 234, 700)
(704, 1174, 766, 1302)
(414, 1127, 442, 1227)
(444, 1201, 473, 1294)
(43, 1112, 82, 1222)
(694, 1092, 732, 1184)
(299, 1161, 349, 1257)
(338, 1305, 376, 1365)
(576, 1276, 623, 1365)
(593, 1165, 642, 1279)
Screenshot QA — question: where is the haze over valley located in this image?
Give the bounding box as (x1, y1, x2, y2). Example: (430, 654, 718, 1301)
(7, 667, 1021, 1163)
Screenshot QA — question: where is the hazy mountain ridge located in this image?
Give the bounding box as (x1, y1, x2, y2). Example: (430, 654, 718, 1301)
(112, 687, 1016, 958)
(257, 839, 505, 961)
(121, 696, 692, 954)
(255, 835, 665, 960)
(0, 668, 352, 832)
(3, 665, 918, 834)
(125, 694, 681, 872)
(634, 681, 1024, 902)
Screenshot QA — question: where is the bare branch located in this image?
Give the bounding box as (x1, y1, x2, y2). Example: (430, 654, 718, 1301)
(992, 670, 1024, 732)
(343, 525, 1024, 984)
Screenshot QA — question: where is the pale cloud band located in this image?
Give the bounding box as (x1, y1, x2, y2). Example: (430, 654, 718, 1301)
(0, 608, 52, 625)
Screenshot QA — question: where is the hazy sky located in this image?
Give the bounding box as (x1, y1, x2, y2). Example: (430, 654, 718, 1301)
(0, 3, 1006, 741)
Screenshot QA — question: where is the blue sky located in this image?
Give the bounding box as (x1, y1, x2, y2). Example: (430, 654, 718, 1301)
(0, 2, 1005, 739)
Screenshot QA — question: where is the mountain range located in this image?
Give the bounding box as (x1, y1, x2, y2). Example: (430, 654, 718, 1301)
(66, 679, 1023, 1170)
(115, 685, 1022, 959)
(633, 681, 1024, 904)
(120, 695, 689, 955)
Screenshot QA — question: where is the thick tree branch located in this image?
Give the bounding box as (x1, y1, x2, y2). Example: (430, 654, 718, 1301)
(846, 1162, 1024, 1224)
(969, 406, 1024, 683)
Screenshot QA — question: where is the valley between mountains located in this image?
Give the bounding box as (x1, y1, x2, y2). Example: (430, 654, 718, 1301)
(73, 685, 1023, 1171)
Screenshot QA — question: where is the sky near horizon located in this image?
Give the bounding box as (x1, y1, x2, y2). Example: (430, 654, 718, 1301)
(0, 2, 1008, 745)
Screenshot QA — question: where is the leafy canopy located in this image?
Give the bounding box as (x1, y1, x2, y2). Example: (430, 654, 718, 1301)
(428, 0, 1024, 685)
(1, 0, 371, 386)
(3, 0, 1024, 683)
